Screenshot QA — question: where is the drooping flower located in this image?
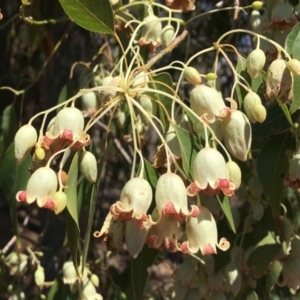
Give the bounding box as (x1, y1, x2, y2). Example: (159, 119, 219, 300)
(265, 3, 297, 30)
(16, 166, 58, 208)
(146, 209, 181, 252)
(155, 172, 199, 221)
(189, 84, 230, 123)
(181, 206, 230, 255)
(284, 153, 300, 189)
(188, 147, 236, 196)
(110, 177, 152, 228)
(43, 107, 90, 150)
(221, 110, 252, 162)
(138, 15, 162, 53)
(14, 124, 37, 165)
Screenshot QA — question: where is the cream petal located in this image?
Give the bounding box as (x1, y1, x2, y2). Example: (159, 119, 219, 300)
(26, 167, 57, 205)
(193, 148, 228, 189)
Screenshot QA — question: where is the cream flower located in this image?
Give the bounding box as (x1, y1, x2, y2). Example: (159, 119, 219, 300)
(110, 177, 152, 228)
(189, 147, 235, 196)
(181, 206, 230, 255)
(189, 84, 230, 123)
(138, 15, 162, 53)
(43, 107, 90, 150)
(146, 209, 181, 252)
(155, 172, 199, 221)
(16, 166, 58, 208)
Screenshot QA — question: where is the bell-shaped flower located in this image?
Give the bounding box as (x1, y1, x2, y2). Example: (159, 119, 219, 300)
(221, 110, 252, 162)
(125, 219, 149, 259)
(155, 172, 199, 221)
(284, 153, 300, 189)
(110, 177, 152, 228)
(146, 209, 181, 252)
(165, 0, 195, 12)
(82, 278, 103, 300)
(138, 14, 162, 53)
(188, 147, 235, 196)
(189, 84, 230, 123)
(43, 107, 90, 150)
(265, 3, 297, 30)
(14, 124, 37, 165)
(181, 206, 230, 255)
(16, 166, 58, 208)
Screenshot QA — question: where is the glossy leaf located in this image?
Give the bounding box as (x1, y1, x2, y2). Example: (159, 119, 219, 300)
(285, 22, 300, 114)
(126, 246, 158, 300)
(217, 195, 236, 233)
(174, 124, 201, 179)
(66, 152, 79, 228)
(264, 260, 282, 296)
(285, 21, 300, 57)
(0, 143, 31, 234)
(0, 104, 17, 158)
(150, 73, 174, 131)
(257, 132, 293, 217)
(246, 208, 281, 278)
(59, 0, 114, 34)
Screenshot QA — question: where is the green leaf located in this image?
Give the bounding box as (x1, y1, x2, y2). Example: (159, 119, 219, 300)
(285, 22, 300, 115)
(126, 246, 158, 300)
(65, 152, 79, 228)
(173, 124, 201, 179)
(150, 73, 174, 131)
(66, 211, 80, 275)
(0, 104, 17, 158)
(257, 132, 293, 217)
(245, 208, 281, 278)
(216, 196, 236, 233)
(48, 277, 78, 300)
(264, 260, 282, 296)
(59, 0, 114, 34)
(285, 21, 300, 58)
(291, 75, 300, 115)
(57, 85, 68, 113)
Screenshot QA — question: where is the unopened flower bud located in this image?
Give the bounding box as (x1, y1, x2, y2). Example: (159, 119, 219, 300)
(53, 191, 67, 214)
(287, 59, 300, 76)
(247, 49, 266, 79)
(90, 274, 100, 287)
(34, 265, 45, 287)
(161, 24, 175, 48)
(14, 124, 37, 165)
(139, 95, 154, 126)
(35, 147, 45, 160)
(116, 111, 126, 128)
(266, 58, 293, 105)
(244, 91, 266, 123)
(222, 111, 252, 162)
(251, 1, 263, 10)
(226, 161, 242, 189)
(184, 66, 202, 85)
(80, 151, 97, 183)
(205, 73, 218, 81)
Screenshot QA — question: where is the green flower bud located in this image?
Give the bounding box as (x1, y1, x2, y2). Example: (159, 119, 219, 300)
(205, 73, 218, 81)
(35, 147, 45, 160)
(184, 66, 202, 85)
(251, 1, 263, 10)
(244, 91, 266, 123)
(90, 273, 100, 287)
(226, 161, 242, 189)
(53, 191, 67, 214)
(34, 265, 45, 287)
(246, 49, 266, 79)
(287, 59, 300, 76)
(80, 151, 98, 183)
